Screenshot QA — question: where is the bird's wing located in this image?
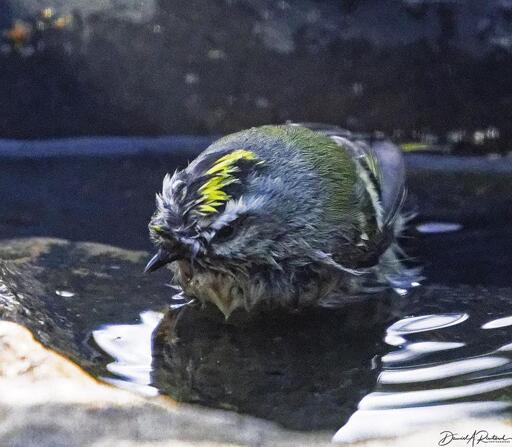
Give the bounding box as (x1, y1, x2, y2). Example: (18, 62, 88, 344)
(290, 123, 418, 286)
(367, 139, 406, 229)
(289, 122, 406, 230)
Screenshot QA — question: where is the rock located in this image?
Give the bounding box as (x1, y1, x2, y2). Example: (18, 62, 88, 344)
(1, 284, 512, 447)
(0, 320, 332, 447)
(1, 237, 512, 446)
(2, 236, 512, 445)
(0, 237, 173, 371)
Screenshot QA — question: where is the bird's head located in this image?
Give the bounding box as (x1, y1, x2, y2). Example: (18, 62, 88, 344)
(147, 148, 284, 317)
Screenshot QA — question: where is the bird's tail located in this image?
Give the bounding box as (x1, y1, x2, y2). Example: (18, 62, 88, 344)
(363, 211, 422, 294)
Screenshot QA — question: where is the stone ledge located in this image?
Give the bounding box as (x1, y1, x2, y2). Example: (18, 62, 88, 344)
(2, 318, 511, 447)
(0, 320, 331, 447)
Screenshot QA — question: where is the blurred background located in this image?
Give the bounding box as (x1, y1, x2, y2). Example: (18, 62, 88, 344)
(2, 4, 512, 445)
(0, 0, 511, 153)
(1, 0, 511, 265)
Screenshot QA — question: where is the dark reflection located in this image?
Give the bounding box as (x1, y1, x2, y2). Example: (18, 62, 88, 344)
(3, 225, 512, 440)
(151, 298, 399, 431)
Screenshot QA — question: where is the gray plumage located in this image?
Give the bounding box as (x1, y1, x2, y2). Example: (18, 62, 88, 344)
(146, 124, 419, 318)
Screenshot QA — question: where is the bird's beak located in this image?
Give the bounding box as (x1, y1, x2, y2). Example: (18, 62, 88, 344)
(144, 249, 178, 273)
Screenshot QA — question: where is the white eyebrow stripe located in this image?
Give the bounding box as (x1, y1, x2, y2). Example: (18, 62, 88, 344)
(210, 196, 267, 230)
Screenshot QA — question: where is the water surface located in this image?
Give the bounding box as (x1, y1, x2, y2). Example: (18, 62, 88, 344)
(0, 217, 511, 442)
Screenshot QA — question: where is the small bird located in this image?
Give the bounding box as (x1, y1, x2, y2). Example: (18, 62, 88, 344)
(146, 124, 419, 318)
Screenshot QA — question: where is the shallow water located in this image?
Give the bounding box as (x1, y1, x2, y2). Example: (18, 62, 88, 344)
(0, 217, 512, 442)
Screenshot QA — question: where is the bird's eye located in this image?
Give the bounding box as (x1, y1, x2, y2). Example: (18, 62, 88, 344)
(214, 224, 235, 242)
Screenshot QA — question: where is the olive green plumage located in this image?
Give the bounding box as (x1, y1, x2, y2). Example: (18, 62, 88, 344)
(258, 125, 357, 216)
(146, 124, 418, 318)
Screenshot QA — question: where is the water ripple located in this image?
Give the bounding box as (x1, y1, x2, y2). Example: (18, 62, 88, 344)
(482, 316, 512, 330)
(387, 313, 469, 334)
(334, 310, 512, 443)
(333, 402, 511, 444)
(92, 310, 163, 397)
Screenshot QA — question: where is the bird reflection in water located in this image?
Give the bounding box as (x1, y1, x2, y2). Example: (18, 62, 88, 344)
(150, 296, 398, 431)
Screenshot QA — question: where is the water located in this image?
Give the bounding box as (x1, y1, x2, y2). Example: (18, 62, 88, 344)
(334, 309, 512, 442)
(92, 310, 162, 397)
(415, 222, 463, 234)
(0, 218, 512, 442)
(91, 283, 512, 440)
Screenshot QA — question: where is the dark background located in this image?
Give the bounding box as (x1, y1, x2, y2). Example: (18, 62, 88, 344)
(1, 1, 511, 286)
(1, 0, 512, 151)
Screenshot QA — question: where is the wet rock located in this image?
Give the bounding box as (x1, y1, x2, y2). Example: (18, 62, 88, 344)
(0, 320, 333, 447)
(1, 237, 512, 444)
(0, 308, 510, 447)
(0, 237, 172, 373)
(0, 238, 335, 446)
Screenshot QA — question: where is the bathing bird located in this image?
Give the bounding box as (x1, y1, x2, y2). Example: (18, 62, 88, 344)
(145, 124, 418, 318)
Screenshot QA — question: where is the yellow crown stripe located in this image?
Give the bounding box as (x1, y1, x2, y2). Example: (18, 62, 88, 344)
(203, 191, 230, 203)
(206, 161, 238, 176)
(149, 224, 167, 235)
(206, 149, 257, 175)
(196, 149, 260, 215)
(204, 201, 224, 208)
(198, 204, 219, 214)
(198, 176, 236, 194)
(195, 191, 229, 205)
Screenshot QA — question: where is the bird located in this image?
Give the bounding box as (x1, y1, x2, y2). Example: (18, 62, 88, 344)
(145, 123, 419, 318)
